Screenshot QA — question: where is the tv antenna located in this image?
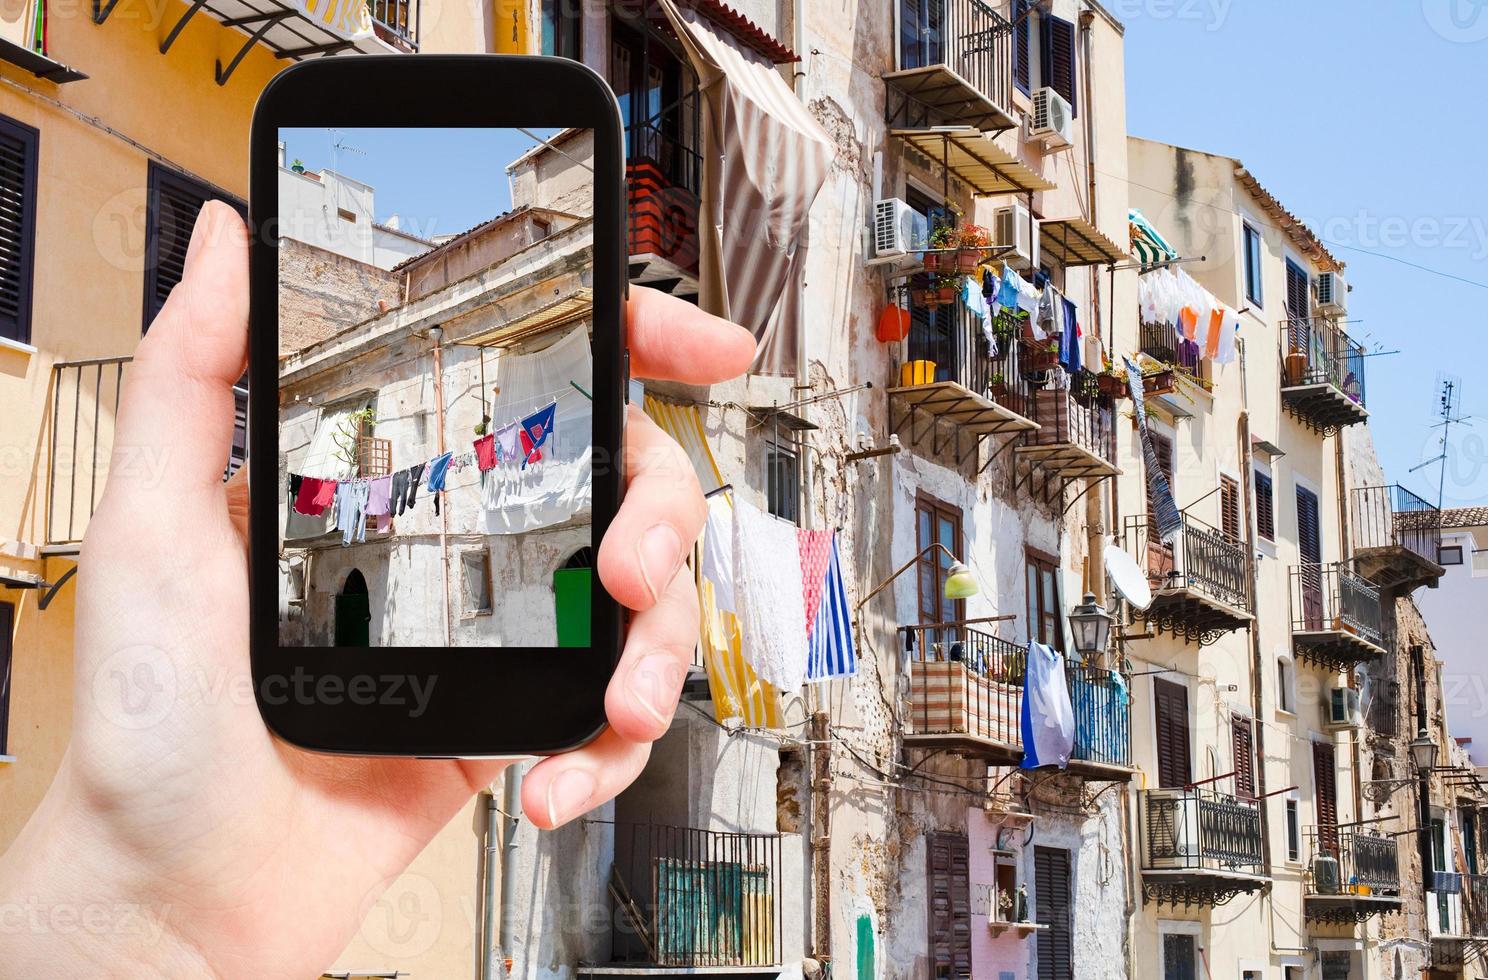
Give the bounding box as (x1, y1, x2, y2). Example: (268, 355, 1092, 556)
(1408, 373, 1471, 508)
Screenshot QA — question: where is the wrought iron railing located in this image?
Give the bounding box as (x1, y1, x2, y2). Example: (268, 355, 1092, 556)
(1305, 829, 1401, 896)
(902, 302, 1039, 419)
(897, 0, 1012, 116)
(1026, 370, 1117, 465)
(47, 357, 128, 547)
(1352, 484, 1443, 567)
(1121, 512, 1253, 614)
(1068, 662, 1130, 769)
(1427, 873, 1488, 938)
(1139, 319, 1202, 376)
(903, 620, 1025, 750)
(604, 821, 783, 968)
(1138, 786, 1264, 875)
(368, 0, 419, 49)
(1289, 562, 1385, 648)
(627, 88, 702, 197)
(1280, 315, 1367, 408)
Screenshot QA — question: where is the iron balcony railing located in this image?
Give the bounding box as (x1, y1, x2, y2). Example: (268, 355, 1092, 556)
(897, 0, 1012, 118)
(1121, 512, 1253, 614)
(1026, 369, 1117, 466)
(1305, 829, 1401, 897)
(1429, 873, 1488, 939)
(1281, 315, 1367, 408)
(903, 620, 1026, 750)
(1352, 483, 1443, 567)
(605, 821, 783, 968)
(1289, 561, 1385, 648)
(627, 89, 702, 198)
(368, 0, 419, 50)
(1068, 662, 1130, 769)
(1138, 786, 1264, 876)
(903, 302, 1040, 420)
(1139, 319, 1202, 376)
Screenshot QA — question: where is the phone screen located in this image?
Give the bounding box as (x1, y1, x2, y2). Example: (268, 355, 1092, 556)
(275, 126, 596, 649)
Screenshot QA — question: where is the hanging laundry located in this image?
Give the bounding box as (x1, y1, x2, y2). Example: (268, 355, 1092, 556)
(391, 469, 409, 516)
(701, 495, 736, 614)
(732, 498, 808, 691)
(404, 461, 425, 511)
(310, 478, 338, 515)
(365, 475, 393, 517)
(293, 476, 328, 516)
(1126, 356, 1183, 544)
(494, 422, 520, 468)
(961, 276, 988, 319)
(519, 402, 557, 468)
(473, 433, 498, 471)
(1215, 310, 1239, 365)
(1020, 640, 1074, 769)
(1059, 297, 1081, 374)
(426, 452, 454, 493)
(806, 534, 857, 683)
(336, 479, 370, 547)
(797, 527, 834, 634)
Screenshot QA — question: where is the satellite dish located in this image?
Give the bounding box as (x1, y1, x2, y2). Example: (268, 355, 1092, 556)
(1105, 543, 1152, 611)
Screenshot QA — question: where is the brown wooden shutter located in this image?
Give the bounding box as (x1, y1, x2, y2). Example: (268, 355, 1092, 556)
(1035, 847, 1073, 980)
(1040, 14, 1078, 115)
(1147, 434, 1176, 532)
(1285, 260, 1310, 320)
(1232, 715, 1255, 798)
(1012, 0, 1032, 93)
(1254, 471, 1275, 540)
(1220, 476, 1241, 542)
(1313, 740, 1339, 852)
(927, 831, 971, 979)
(1296, 487, 1322, 564)
(0, 116, 37, 346)
(1153, 678, 1192, 789)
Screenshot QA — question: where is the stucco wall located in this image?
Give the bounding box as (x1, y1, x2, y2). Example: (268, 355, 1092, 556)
(279, 236, 404, 355)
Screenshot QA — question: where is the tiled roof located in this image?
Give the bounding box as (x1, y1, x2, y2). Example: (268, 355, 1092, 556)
(1441, 506, 1488, 529)
(1233, 166, 1342, 273)
(669, 0, 799, 63)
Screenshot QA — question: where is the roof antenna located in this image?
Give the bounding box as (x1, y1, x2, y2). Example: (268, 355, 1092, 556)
(1408, 373, 1471, 509)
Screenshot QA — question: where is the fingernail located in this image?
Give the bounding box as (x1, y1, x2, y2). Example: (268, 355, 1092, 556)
(545, 769, 596, 828)
(185, 202, 216, 269)
(637, 523, 683, 604)
(629, 653, 683, 727)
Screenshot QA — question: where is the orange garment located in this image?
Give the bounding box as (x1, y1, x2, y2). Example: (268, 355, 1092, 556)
(1205, 309, 1225, 359)
(1180, 306, 1199, 340)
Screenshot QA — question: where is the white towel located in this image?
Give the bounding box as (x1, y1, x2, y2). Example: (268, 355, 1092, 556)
(701, 495, 736, 613)
(732, 498, 808, 690)
(1020, 641, 1075, 769)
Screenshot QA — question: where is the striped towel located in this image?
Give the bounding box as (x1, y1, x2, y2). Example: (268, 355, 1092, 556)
(806, 534, 857, 683)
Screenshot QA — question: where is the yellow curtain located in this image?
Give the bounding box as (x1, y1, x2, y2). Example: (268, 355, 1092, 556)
(644, 395, 781, 729)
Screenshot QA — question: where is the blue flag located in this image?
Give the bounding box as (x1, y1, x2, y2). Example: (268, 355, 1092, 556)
(519, 402, 557, 469)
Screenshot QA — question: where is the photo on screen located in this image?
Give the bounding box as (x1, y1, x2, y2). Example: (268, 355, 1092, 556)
(275, 127, 595, 649)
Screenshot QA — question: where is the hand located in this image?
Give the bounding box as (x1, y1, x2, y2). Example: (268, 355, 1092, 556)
(0, 202, 755, 976)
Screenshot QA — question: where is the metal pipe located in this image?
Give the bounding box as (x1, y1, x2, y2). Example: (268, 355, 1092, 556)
(481, 792, 500, 980)
(494, 763, 524, 979)
(1236, 336, 1273, 882)
(431, 327, 452, 647)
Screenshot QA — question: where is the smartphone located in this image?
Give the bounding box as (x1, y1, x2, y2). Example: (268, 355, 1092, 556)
(247, 56, 626, 757)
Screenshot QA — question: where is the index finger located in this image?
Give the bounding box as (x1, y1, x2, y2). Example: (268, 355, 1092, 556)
(627, 286, 755, 384)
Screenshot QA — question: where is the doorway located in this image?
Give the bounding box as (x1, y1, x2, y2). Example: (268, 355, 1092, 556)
(334, 569, 370, 647)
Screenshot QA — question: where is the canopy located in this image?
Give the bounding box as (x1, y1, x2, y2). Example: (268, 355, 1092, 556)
(1129, 208, 1178, 266)
(890, 128, 1056, 196)
(1041, 216, 1127, 268)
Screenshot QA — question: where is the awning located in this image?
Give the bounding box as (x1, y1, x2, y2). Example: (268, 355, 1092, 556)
(658, 0, 834, 378)
(1040, 217, 1127, 268)
(1129, 208, 1178, 266)
(889, 128, 1056, 196)
(461, 288, 593, 349)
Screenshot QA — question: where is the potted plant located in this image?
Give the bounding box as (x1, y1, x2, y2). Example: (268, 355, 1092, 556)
(990, 373, 1009, 399)
(291, 158, 306, 174)
(922, 223, 956, 272)
(1022, 339, 1060, 373)
(1097, 370, 1127, 399)
(1143, 367, 1176, 396)
(955, 223, 992, 273)
(911, 273, 958, 309)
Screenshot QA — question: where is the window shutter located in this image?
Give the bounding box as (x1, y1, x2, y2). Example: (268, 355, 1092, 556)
(1254, 471, 1275, 540)
(1012, 0, 1032, 94)
(1231, 715, 1255, 798)
(1285, 260, 1310, 321)
(928, 831, 971, 979)
(1296, 487, 1321, 564)
(1034, 847, 1073, 980)
(1153, 678, 1192, 789)
(0, 601, 12, 756)
(0, 117, 38, 346)
(144, 164, 245, 332)
(1040, 14, 1078, 116)
(1220, 476, 1240, 542)
(1313, 739, 1339, 852)
(1147, 434, 1175, 529)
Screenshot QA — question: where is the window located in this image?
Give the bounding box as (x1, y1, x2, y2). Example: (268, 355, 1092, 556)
(226, 386, 248, 481)
(917, 496, 964, 628)
(1220, 475, 1241, 542)
(540, 0, 581, 60)
(1012, 0, 1032, 94)
(1440, 544, 1464, 566)
(460, 548, 493, 616)
(1277, 655, 1295, 713)
(1254, 469, 1275, 541)
(1285, 798, 1301, 861)
(143, 162, 244, 332)
(1242, 223, 1263, 307)
(1147, 432, 1175, 529)
(532, 217, 551, 241)
(1153, 677, 1192, 789)
(1034, 847, 1072, 980)
(1231, 715, 1255, 798)
(898, 0, 945, 70)
(1320, 952, 1351, 980)
(766, 437, 800, 524)
(1159, 932, 1196, 980)
(0, 601, 12, 756)
(1025, 550, 1063, 651)
(1284, 968, 1302, 980)
(0, 115, 37, 346)
(336, 207, 356, 223)
(1040, 14, 1078, 116)
(927, 831, 971, 980)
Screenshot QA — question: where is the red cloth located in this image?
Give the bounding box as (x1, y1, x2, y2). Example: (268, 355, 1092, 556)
(293, 476, 323, 515)
(797, 528, 834, 637)
(473, 433, 497, 471)
(303, 478, 338, 516)
(519, 428, 542, 466)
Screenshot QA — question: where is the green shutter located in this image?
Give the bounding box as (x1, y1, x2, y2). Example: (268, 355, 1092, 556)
(553, 567, 591, 648)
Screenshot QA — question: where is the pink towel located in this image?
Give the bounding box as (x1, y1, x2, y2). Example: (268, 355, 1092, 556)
(365, 475, 394, 516)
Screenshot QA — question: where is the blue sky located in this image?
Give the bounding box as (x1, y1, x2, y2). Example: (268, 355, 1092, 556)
(1124, 0, 1488, 508)
(278, 127, 559, 241)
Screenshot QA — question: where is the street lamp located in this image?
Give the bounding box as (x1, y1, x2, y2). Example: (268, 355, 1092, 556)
(1410, 728, 1439, 774)
(1067, 592, 1113, 660)
(854, 543, 980, 612)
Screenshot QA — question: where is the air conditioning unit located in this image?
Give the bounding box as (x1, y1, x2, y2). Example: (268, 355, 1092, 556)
(1327, 687, 1363, 729)
(1029, 87, 1074, 150)
(872, 197, 929, 259)
(993, 202, 1038, 271)
(1144, 790, 1201, 868)
(1316, 271, 1348, 316)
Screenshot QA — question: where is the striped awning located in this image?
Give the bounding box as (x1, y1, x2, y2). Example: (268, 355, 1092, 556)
(890, 128, 1056, 196)
(658, 0, 834, 378)
(460, 288, 593, 349)
(1040, 216, 1127, 268)
(1129, 208, 1178, 266)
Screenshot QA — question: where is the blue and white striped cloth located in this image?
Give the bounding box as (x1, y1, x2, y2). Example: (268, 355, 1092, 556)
(806, 535, 857, 683)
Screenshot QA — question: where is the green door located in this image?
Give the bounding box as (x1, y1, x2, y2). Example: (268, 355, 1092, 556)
(553, 567, 591, 648)
(334, 569, 370, 647)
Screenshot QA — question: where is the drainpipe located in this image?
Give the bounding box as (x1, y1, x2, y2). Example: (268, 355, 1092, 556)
(431, 325, 453, 647)
(1236, 338, 1272, 881)
(482, 792, 501, 980)
(1077, 7, 1107, 609)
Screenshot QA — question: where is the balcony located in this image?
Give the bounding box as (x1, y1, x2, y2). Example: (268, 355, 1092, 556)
(1015, 370, 1120, 482)
(1304, 829, 1403, 923)
(1289, 562, 1388, 672)
(1429, 873, 1488, 965)
(1351, 484, 1445, 592)
(888, 303, 1040, 464)
(1119, 513, 1253, 645)
(1138, 786, 1267, 908)
(885, 0, 1015, 132)
(1139, 320, 1203, 379)
(598, 821, 784, 973)
(626, 92, 702, 302)
(1067, 662, 1133, 779)
(1280, 316, 1368, 433)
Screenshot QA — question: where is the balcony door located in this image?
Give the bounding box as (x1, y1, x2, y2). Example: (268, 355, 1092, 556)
(899, 0, 945, 71)
(1034, 847, 1073, 980)
(1145, 432, 1177, 583)
(1153, 678, 1192, 789)
(1296, 486, 1323, 629)
(927, 831, 971, 980)
(1313, 739, 1339, 854)
(916, 495, 964, 650)
(904, 185, 958, 384)
(609, 20, 696, 193)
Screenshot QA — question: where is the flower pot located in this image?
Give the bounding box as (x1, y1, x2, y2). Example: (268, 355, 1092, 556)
(901, 360, 937, 386)
(956, 247, 982, 274)
(1285, 352, 1308, 386)
(991, 381, 1009, 400)
(922, 251, 946, 272)
(1097, 373, 1126, 398)
(913, 285, 955, 309)
(1022, 346, 1059, 372)
(1143, 370, 1176, 396)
